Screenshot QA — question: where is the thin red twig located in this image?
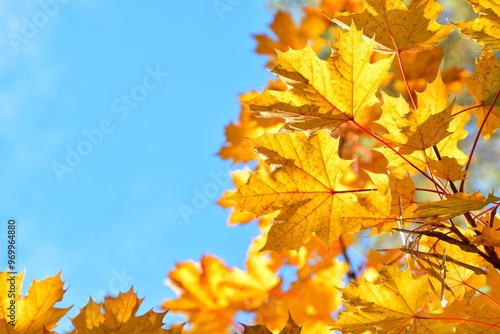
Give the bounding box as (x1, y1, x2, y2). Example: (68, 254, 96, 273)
(451, 103, 483, 117)
(394, 49, 417, 109)
(415, 187, 447, 194)
(460, 88, 500, 192)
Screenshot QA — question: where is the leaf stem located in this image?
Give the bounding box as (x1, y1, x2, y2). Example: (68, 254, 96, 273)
(451, 103, 483, 117)
(335, 188, 376, 194)
(391, 46, 453, 195)
(394, 46, 457, 199)
(415, 187, 447, 194)
(390, 41, 500, 269)
(459, 280, 500, 308)
(394, 49, 417, 109)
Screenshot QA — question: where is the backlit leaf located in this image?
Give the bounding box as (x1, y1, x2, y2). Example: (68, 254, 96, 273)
(454, 0, 500, 51)
(429, 157, 466, 181)
(69, 289, 171, 334)
(162, 254, 279, 333)
(230, 130, 392, 251)
(332, 0, 453, 52)
(379, 74, 453, 154)
(414, 192, 500, 221)
(0, 271, 70, 334)
(334, 265, 455, 333)
(463, 52, 500, 139)
(246, 25, 393, 134)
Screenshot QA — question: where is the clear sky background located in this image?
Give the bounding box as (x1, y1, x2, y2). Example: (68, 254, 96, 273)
(0, 1, 277, 332)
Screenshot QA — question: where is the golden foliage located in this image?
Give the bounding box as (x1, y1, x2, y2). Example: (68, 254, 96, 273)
(13, 0, 500, 333)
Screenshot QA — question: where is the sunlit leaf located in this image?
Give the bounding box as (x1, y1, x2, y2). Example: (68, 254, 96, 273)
(331, 0, 453, 52)
(230, 130, 392, 251)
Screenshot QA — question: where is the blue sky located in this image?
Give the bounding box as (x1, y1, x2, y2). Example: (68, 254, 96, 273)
(0, 1, 276, 332)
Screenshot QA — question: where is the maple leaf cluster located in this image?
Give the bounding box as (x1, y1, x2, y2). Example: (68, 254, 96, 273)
(0, 271, 184, 333)
(210, 0, 500, 332)
(4, 0, 500, 333)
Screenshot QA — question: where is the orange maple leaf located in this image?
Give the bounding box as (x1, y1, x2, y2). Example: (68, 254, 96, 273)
(69, 288, 173, 334)
(242, 313, 301, 334)
(162, 254, 279, 333)
(218, 81, 285, 164)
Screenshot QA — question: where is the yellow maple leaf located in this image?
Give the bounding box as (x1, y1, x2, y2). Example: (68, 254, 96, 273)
(376, 103, 470, 177)
(378, 74, 453, 154)
(397, 105, 452, 155)
(373, 146, 428, 179)
(475, 225, 500, 248)
(414, 192, 500, 221)
(246, 25, 393, 134)
(448, 292, 500, 332)
(472, 215, 500, 258)
(331, 0, 453, 53)
(465, 0, 500, 13)
(463, 51, 500, 140)
(375, 91, 411, 143)
(0, 271, 70, 334)
(416, 72, 450, 114)
(218, 169, 257, 225)
(70, 298, 104, 331)
(416, 238, 487, 306)
(388, 173, 416, 217)
(333, 265, 457, 333)
(374, 75, 470, 179)
(437, 246, 486, 304)
(454, 0, 500, 51)
(429, 157, 466, 181)
(433, 106, 470, 165)
(229, 130, 393, 251)
(484, 263, 500, 306)
(69, 289, 172, 334)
